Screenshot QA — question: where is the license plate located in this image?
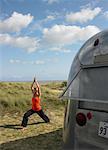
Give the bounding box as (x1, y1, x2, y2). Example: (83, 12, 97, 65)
(98, 121, 108, 138)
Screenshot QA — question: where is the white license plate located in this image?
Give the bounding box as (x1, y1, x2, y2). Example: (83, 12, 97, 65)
(98, 122, 108, 138)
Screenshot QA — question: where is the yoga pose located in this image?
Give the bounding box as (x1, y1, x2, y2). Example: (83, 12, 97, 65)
(21, 78, 50, 129)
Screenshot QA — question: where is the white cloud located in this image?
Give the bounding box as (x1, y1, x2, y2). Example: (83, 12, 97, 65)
(0, 12, 33, 33)
(34, 60, 45, 65)
(44, 15, 55, 21)
(43, 0, 60, 4)
(66, 7, 101, 23)
(43, 24, 100, 47)
(103, 11, 108, 19)
(0, 34, 39, 53)
(9, 59, 14, 63)
(10, 59, 21, 64)
(50, 47, 71, 53)
(9, 59, 45, 65)
(31, 15, 55, 32)
(61, 49, 71, 53)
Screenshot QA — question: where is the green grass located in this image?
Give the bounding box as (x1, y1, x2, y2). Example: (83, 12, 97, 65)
(0, 81, 66, 150)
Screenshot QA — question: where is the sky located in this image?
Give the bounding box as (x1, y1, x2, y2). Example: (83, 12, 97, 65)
(0, 0, 108, 81)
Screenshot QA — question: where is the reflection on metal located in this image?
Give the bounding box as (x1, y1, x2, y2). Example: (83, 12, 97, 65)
(62, 96, 108, 104)
(94, 54, 108, 64)
(61, 30, 108, 103)
(63, 30, 108, 150)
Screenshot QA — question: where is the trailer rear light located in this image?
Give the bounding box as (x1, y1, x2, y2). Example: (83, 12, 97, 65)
(76, 113, 87, 126)
(87, 112, 92, 120)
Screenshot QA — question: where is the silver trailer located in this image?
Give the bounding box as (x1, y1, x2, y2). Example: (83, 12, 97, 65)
(62, 30, 108, 150)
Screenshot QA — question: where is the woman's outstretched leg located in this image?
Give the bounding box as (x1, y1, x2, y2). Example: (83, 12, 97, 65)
(36, 109, 50, 123)
(21, 109, 35, 127)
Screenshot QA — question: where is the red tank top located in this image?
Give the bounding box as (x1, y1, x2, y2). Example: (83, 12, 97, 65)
(32, 97, 41, 111)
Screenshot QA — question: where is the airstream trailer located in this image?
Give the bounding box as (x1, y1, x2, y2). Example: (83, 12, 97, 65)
(62, 30, 108, 150)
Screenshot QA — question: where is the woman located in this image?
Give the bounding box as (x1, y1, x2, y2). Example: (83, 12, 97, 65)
(21, 78, 50, 129)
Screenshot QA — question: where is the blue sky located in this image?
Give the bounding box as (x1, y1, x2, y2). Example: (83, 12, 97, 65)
(0, 0, 108, 81)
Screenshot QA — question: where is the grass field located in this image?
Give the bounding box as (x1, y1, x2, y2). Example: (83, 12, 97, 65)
(0, 81, 66, 150)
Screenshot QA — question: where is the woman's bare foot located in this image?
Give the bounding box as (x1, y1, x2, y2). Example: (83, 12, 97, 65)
(20, 126, 27, 131)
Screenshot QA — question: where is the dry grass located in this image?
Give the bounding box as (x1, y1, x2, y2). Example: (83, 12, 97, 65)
(0, 81, 66, 150)
(0, 110, 64, 150)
